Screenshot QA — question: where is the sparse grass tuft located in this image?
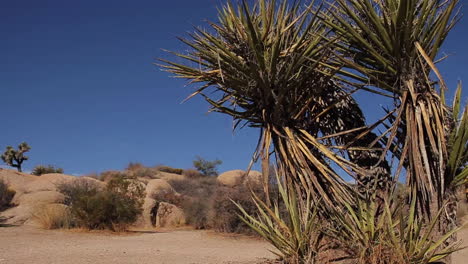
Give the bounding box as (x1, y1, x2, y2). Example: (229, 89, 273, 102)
(33, 204, 73, 229)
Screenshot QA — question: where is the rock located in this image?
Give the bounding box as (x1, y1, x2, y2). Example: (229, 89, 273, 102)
(1, 191, 64, 225)
(141, 198, 158, 228)
(0, 168, 37, 193)
(145, 179, 175, 199)
(17, 191, 65, 206)
(243, 170, 263, 187)
(155, 202, 186, 228)
(23, 173, 75, 193)
(217, 170, 246, 187)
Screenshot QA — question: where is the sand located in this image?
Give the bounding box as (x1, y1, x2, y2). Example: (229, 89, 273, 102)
(0, 226, 274, 264)
(0, 225, 467, 263)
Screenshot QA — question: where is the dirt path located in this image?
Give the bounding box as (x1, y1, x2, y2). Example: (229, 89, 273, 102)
(0, 226, 275, 264)
(1, 225, 467, 264)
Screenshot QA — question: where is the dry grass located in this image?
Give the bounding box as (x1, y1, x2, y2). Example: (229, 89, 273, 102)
(33, 204, 73, 229)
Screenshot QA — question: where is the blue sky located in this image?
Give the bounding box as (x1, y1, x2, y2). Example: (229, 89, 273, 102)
(0, 0, 466, 175)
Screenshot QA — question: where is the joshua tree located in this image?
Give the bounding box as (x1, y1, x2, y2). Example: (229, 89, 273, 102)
(321, 0, 464, 217)
(161, 0, 393, 208)
(1, 142, 31, 172)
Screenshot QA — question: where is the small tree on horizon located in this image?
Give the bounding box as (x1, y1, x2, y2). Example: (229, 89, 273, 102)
(1, 142, 31, 172)
(193, 156, 222, 176)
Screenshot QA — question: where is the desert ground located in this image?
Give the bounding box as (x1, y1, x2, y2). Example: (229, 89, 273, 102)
(0, 225, 275, 264)
(1, 225, 467, 264)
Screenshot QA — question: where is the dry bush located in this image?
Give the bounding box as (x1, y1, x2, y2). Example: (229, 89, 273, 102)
(126, 162, 145, 171)
(182, 169, 203, 178)
(155, 165, 183, 175)
(0, 179, 15, 211)
(211, 185, 264, 234)
(168, 177, 217, 197)
(33, 204, 72, 229)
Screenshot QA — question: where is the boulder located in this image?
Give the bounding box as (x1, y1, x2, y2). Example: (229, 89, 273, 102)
(243, 170, 263, 187)
(0, 168, 37, 193)
(155, 202, 186, 228)
(141, 197, 158, 228)
(17, 191, 64, 206)
(145, 179, 175, 199)
(1, 191, 64, 225)
(23, 173, 75, 193)
(217, 170, 246, 187)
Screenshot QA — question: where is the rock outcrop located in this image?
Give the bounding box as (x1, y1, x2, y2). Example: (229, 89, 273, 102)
(155, 202, 186, 228)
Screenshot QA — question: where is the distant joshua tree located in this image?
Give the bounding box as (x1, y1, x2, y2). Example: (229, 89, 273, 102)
(1, 142, 31, 172)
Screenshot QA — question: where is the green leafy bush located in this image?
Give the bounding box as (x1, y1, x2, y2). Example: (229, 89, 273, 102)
(0, 179, 15, 211)
(32, 165, 64, 176)
(58, 176, 145, 231)
(193, 156, 222, 176)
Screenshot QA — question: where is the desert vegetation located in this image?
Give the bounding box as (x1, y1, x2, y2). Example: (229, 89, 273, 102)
(56, 175, 145, 231)
(1, 142, 30, 172)
(0, 179, 15, 212)
(32, 165, 64, 176)
(161, 0, 467, 263)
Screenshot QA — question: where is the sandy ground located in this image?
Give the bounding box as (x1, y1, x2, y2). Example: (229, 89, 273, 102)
(0, 226, 275, 264)
(1, 225, 467, 264)
(453, 227, 468, 264)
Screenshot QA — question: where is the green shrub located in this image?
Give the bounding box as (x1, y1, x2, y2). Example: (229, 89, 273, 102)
(57, 176, 145, 231)
(32, 165, 64, 176)
(0, 179, 15, 211)
(156, 165, 183, 175)
(193, 156, 222, 176)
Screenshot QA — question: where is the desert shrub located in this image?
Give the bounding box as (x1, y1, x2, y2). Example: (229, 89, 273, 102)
(182, 169, 203, 178)
(99, 170, 130, 182)
(57, 176, 145, 231)
(33, 204, 73, 229)
(31, 165, 64, 176)
(126, 162, 145, 171)
(0, 179, 15, 211)
(193, 156, 222, 176)
(156, 165, 183, 175)
(152, 191, 185, 207)
(170, 177, 215, 196)
(211, 185, 264, 234)
(182, 197, 212, 229)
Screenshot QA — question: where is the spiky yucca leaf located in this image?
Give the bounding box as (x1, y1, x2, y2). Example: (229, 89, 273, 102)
(447, 83, 468, 187)
(328, 191, 462, 264)
(235, 172, 323, 264)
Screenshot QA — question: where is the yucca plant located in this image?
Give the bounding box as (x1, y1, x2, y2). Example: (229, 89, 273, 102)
(160, 0, 395, 210)
(321, 0, 463, 217)
(235, 172, 324, 264)
(328, 190, 462, 264)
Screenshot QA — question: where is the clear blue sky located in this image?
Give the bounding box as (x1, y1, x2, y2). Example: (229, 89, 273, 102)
(1, 0, 466, 175)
